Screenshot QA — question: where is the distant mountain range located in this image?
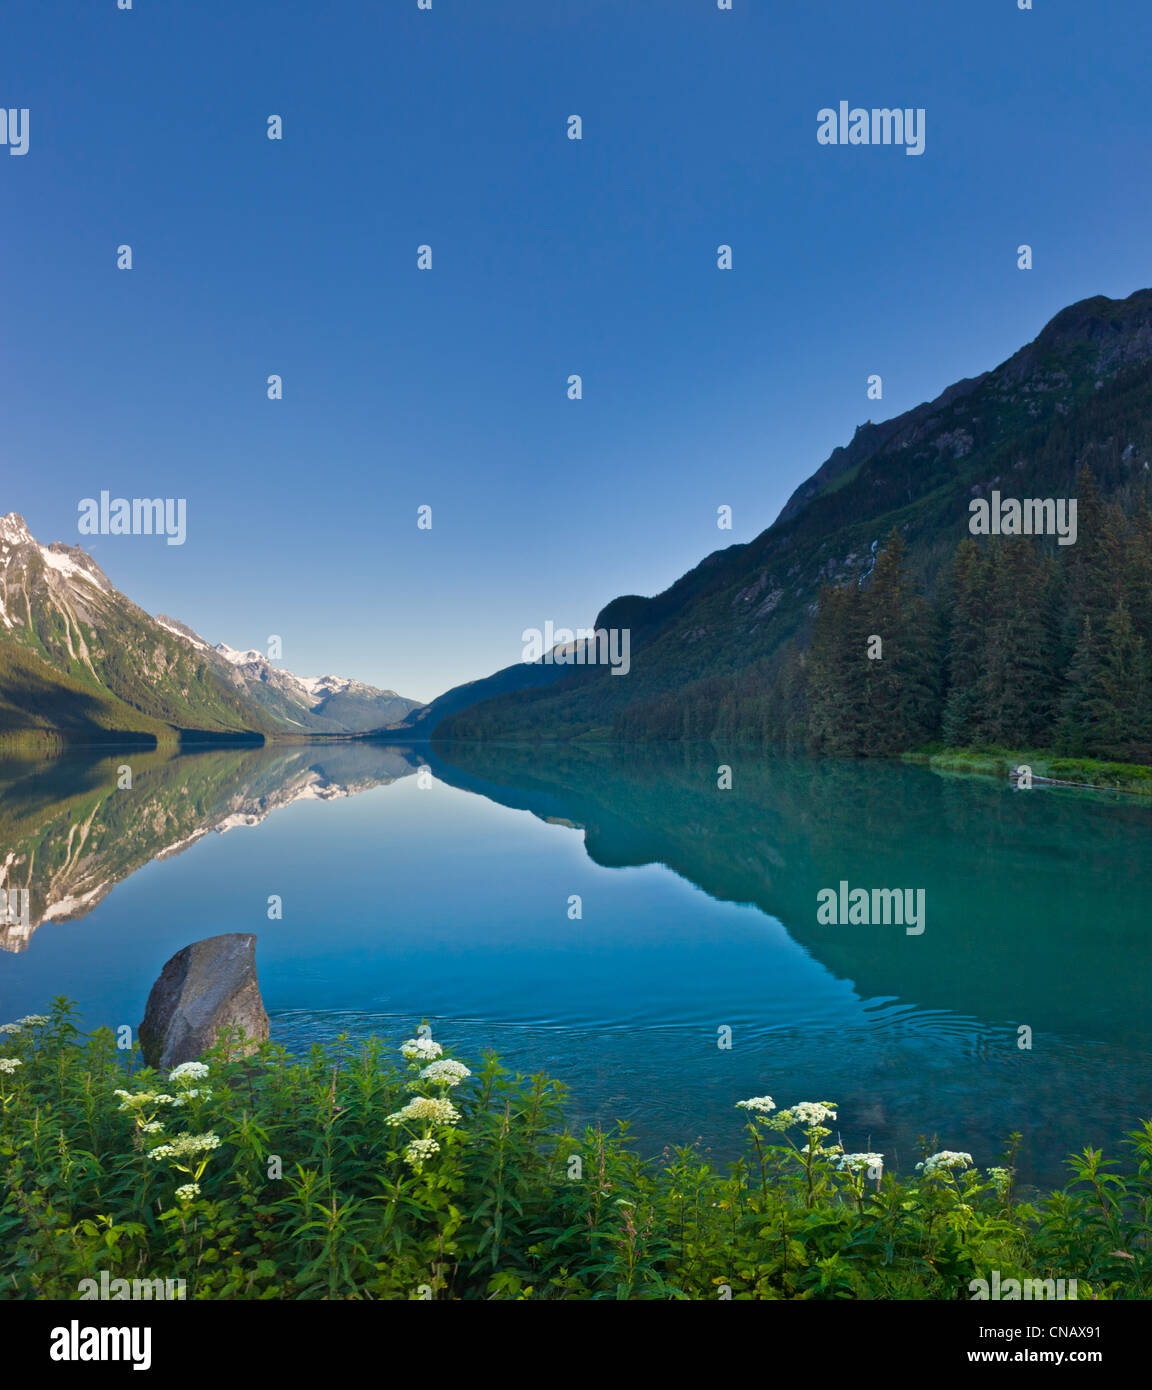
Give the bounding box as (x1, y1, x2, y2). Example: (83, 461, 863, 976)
(0, 514, 420, 745)
(429, 288, 1152, 761)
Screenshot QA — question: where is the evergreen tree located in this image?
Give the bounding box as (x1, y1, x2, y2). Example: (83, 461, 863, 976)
(1089, 600, 1152, 761)
(978, 540, 1060, 746)
(806, 582, 867, 755)
(942, 538, 992, 746)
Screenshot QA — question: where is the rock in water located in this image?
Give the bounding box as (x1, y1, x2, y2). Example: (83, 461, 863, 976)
(139, 933, 269, 1069)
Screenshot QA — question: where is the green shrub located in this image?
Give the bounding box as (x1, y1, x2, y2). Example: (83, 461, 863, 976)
(1, 1001, 1150, 1300)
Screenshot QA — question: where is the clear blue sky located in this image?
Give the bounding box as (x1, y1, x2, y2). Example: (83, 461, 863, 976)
(3, 0, 1150, 702)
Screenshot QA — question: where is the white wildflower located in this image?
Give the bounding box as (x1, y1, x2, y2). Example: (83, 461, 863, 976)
(171, 1089, 212, 1106)
(792, 1102, 838, 1127)
(735, 1096, 775, 1114)
(916, 1150, 974, 1176)
(17, 1015, 49, 1027)
(838, 1152, 884, 1174)
(149, 1132, 220, 1160)
(418, 1060, 471, 1087)
(174, 1183, 201, 1202)
(169, 1062, 210, 1082)
(0, 1023, 21, 1035)
(404, 1138, 441, 1169)
(385, 1096, 460, 1127)
(400, 1037, 443, 1061)
(141, 1122, 164, 1135)
(0, 1058, 22, 1074)
(114, 1090, 176, 1111)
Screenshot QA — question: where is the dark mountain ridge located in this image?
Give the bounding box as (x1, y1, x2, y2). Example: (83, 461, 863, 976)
(436, 288, 1152, 755)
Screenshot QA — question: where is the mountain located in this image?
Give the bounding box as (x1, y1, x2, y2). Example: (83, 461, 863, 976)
(436, 289, 1152, 761)
(0, 514, 273, 744)
(380, 655, 575, 738)
(209, 642, 419, 733)
(0, 514, 420, 745)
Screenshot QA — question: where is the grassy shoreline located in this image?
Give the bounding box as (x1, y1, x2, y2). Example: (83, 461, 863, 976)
(905, 747, 1152, 796)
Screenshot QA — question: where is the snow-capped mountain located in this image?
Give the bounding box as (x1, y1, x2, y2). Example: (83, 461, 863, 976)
(0, 512, 266, 740)
(0, 512, 420, 741)
(210, 641, 419, 732)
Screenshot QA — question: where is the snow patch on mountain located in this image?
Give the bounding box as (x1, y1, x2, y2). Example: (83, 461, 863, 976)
(154, 614, 211, 650)
(0, 514, 33, 548)
(40, 547, 106, 587)
(216, 643, 268, 667)
(298, 673, 354, 698)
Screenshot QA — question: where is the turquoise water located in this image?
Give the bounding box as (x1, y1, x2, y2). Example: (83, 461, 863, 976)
(1, 741, 1149, 1186)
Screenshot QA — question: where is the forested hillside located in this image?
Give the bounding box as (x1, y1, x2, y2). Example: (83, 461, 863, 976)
(439, 290, 1152, 761)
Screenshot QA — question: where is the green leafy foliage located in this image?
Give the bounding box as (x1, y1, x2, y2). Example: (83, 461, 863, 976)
(2, 1002, 1150, 1300)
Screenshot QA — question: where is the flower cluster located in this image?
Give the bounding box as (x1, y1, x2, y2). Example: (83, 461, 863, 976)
(113, 1088, 177, 1131)
(0, 1057, 21, 1075)
(751, 1101, 839, 1135)
(114, 1089, 176, 1110)
(797, 1138, 841, 1157)
(917, 1150, 974, 1176)
(119, 1062, 221, 1201)
(838, 1152, 884, 1175)
(2, 1014, 49, 1032)
(401, 1037, 443, 1062)
(390, 1035, 468, 1172)
(417, 1060, 471, 1088)
(792, 1102, 837, 1127)
(171, 1089, 212, 1106)
(148, 1132, 222, 1161)
(404, 1138, 441, 1171)
(735, 1096, 776, 1114)
(385, 1097, 460, 1127)
(169, 1062, 210, 1082)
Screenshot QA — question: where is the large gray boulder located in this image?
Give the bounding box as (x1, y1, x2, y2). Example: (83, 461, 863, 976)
(139, 933, 269, 1070)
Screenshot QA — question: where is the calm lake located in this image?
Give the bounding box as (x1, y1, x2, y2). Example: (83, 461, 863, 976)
(1, 740, 1149, 1187)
